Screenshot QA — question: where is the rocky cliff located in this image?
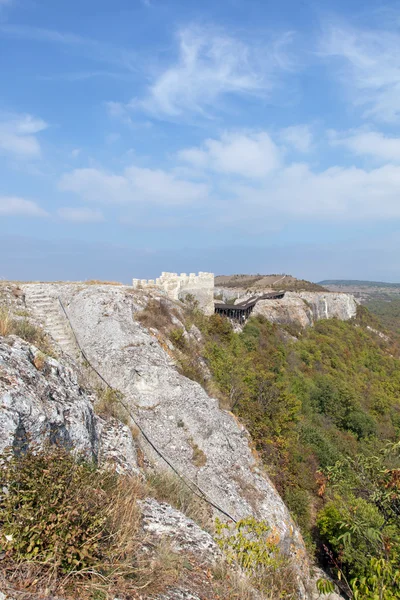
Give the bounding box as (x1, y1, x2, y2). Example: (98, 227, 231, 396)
(25, 284, 306, 552)
(0, 282, 343, 599)
(252, 291, 358, 327)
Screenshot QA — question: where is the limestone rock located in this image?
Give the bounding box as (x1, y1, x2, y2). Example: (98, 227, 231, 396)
(140, 498, 220, 562)
(97, 418, 140, 476)
(0, 336, 138, 474)
(154, 591, 201, 600)
(33, 284, 310, 592)
(253, 291, 358, 327)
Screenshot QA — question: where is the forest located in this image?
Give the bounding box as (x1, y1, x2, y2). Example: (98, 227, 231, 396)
(177, 303, 400, 598)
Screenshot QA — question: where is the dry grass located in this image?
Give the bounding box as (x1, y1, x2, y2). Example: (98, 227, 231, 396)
(188, 437, 207, 467)
(147, 469, 212, 532)
(135, 298, 175, 331)
(212, 561, 259, 599)
(0, 306, 12, 336)
(94, 386, 130, 425)
(84, 280, 123, 286)
(0, 447, 183, 600)
(0, 306, 54, 356)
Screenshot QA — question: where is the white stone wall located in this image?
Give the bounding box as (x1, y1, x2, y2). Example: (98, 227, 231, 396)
(132, 272, 215, 315)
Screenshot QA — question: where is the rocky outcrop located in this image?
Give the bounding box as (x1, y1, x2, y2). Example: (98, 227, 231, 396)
(0, 336, 138, 474)
(253, 291, 358, 327)
(140, 498, 220, 563)
(18, 283, 309, 595)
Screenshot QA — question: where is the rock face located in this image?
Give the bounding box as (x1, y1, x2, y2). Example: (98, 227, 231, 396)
(0, 336, 138, 474)
(253, 291, 358, 327)
(19, 283, 309, 594)
(140, 498, 220, 563)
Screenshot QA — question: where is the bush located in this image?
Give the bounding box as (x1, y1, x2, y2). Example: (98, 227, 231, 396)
(135, 299, 174, 330)
(0, 446, 181, 597)
(317, 492, 396, 573)
(215, 517, 298, 598)
(284, 487, 312, 538)
(345, 410, 377, 439)
(169, 327, 186, 349)
(0, 446, 120, 572)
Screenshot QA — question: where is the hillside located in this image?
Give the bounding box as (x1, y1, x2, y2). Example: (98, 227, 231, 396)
(320, 279, 400, 289)
(0, 281, 399, 599)
(215, 274, 327, 292)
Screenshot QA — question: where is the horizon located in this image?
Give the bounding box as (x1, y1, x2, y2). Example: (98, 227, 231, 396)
(2, 0, 400, 280)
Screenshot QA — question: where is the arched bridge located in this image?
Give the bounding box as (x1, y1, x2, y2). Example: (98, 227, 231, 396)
(214, 291, 285, 322)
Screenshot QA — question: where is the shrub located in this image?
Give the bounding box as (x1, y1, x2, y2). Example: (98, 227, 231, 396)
(215, 517, 298, 598)
(0, 446, 121, 572)
(206, 314, 233, 340)
(284, 487, 312, 538)
(135, 299, 173, 331)
(345, 410, 377, 439)
(169, 327, 186, 349)
(0, 446, 181, 597)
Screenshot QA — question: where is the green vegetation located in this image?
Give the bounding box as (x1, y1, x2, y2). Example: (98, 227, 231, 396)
(366, 297, 400, 337)
(178, 308, 400, 592)
(0, 446, 181, 598)
(215, 516, 298, 599)
(319, 279, 400, 288)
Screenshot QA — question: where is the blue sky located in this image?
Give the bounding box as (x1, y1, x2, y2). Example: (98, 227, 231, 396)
(2, 0, 400, 282)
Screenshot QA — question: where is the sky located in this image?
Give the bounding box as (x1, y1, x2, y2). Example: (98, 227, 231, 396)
(2, 0, 400, 282)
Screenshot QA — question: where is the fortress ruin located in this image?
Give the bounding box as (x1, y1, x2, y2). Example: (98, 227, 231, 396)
(132, 271, 215, 315)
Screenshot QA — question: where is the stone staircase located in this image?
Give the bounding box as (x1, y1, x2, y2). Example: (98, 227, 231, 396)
(23, 285, 79, 359)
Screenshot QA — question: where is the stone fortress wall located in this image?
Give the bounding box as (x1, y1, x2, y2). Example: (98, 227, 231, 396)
(132, 271, 215, 315)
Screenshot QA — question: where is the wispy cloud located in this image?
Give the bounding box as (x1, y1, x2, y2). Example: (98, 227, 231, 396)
(126, 25, 295, 119)
(0, 196, 48, 216)
(0, 24, 138, 72)
(0, 112, 48, 159)
(321, 23, 400, 122)
(59, 165, 209, 206)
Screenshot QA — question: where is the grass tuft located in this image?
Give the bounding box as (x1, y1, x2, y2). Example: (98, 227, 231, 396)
(147, 469, 212, 531)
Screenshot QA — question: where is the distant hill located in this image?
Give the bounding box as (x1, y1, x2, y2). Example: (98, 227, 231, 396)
(319, 279, 400, 288)
(216, 274, 327, 292)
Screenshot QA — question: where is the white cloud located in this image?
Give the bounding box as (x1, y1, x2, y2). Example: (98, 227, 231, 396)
(58, 207, 104, 222)
(129, 25, 294, 118)
(228, 162, 400, 221)
(59, 165, 208, 205)
(175, 129, 400, 221)
(0, 196, 48, 216)
(57, 123, 400, 226)
(280, 125, 312, 152)
(321, 24, 400, 122)
(178, 131, 281, 178)
(70, 148, 81, 158)
(330, 129, 400, 162)
(0, 113, 48, 159)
